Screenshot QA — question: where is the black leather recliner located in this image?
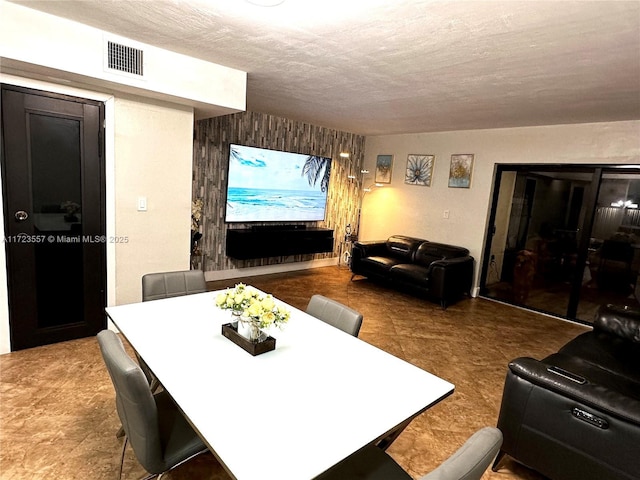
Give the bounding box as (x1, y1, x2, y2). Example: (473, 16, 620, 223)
(493, 304, 640, 480)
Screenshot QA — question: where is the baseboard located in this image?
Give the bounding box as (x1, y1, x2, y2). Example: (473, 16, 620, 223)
(204, 257, 339, 282)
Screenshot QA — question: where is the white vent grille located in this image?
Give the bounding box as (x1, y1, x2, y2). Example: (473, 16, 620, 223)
(106, 41, 144, 76)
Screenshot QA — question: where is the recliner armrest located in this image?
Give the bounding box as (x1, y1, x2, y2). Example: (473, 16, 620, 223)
(509, 356, 640, 426)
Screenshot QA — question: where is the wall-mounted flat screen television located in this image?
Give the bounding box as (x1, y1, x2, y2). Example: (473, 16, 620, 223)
(225, 144, 332, 223)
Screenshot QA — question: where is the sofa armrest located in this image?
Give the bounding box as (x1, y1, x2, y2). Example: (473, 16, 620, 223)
(427, 256, 474, 300)
(351, 240, 388, 275)
(594, 304, 640, 343)
(352, 240, 387, 260)
(509, 356, 640, 426)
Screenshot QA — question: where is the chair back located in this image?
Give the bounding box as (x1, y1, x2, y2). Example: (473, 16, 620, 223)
(97, 330, 164, 474)
(420, 427, 502, 480)
(306, 294, 363, 337)
(142, 270, 206, 301)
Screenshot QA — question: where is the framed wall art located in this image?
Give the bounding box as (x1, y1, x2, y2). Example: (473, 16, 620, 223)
(375, 154, 393, 184)
(448, 154, 474, 188)
(405, 154, 435, 186)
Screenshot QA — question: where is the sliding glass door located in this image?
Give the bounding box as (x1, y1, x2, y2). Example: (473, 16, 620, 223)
(576, 170, 640, 322)
(481, 165, 640, 324)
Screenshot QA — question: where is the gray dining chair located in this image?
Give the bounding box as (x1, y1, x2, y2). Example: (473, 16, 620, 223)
(306, 294, 363, 337)
(316, 426, 502, 480)
(141, 270, 207, 302)
(139, 270, 207, 391)
(97, 330, 208, 480)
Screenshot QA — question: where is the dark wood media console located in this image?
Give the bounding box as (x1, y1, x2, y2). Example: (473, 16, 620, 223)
(226, 227, 334, 260)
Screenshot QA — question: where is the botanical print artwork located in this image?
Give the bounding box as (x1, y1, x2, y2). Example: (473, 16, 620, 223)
(405, 154, 434, 186)
(375, 155, 393, 184)
(448, 154, 474, 188)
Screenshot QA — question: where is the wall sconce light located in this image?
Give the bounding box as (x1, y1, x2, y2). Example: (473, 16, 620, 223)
(339, 152, 350, 158)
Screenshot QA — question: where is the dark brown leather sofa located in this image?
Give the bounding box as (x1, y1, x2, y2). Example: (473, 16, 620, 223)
(350, 235, 474, 308)
(493, 304, 640, 480)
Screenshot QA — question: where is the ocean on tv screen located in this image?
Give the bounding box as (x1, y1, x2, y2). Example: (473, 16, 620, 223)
(226, 187, 327, 222)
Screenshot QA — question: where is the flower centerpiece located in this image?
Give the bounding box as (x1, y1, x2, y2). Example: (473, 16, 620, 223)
(215, 284, 290, 342)
(215, 283, 257, 318)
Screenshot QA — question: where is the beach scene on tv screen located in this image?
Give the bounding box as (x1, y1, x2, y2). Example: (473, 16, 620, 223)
(226, 145, 331, 223)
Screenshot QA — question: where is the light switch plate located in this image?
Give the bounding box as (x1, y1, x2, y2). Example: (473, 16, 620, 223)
(137, 196, 147, 211)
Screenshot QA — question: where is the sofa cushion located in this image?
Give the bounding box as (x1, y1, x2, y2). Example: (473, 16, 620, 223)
(414, 241, 470, 267)
(389, 263, 430, 285)
(385, 235, 425, 261)
(358, 256, 405, 276)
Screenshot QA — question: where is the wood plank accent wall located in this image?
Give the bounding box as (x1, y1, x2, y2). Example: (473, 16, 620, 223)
(192, 111, 366, 272)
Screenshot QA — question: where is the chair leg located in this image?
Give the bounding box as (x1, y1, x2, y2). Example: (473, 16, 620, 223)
(492, 450, 507, 471)
(118, 436, 129, 480)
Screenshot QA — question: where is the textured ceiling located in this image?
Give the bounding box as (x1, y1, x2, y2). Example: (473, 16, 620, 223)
(9, 0, 640, 135)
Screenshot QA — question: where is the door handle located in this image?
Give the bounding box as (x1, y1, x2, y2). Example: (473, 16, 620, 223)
(14, 210, 28, 221)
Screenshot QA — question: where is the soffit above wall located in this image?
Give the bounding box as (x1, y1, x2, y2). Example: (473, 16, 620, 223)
(0, 59, 242, 119)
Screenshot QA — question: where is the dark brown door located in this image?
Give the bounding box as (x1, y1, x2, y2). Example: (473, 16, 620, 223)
(1, 85, 106, 351)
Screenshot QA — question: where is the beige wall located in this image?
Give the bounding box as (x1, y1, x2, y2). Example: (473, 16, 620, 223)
(361, 121, 640, 293)
(113, 96, 194, 305)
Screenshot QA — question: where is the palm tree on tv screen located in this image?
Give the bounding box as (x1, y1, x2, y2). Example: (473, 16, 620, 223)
(302, 156, 331, 192)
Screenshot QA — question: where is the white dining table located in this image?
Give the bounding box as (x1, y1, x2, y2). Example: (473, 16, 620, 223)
(105, 289, 454, 480)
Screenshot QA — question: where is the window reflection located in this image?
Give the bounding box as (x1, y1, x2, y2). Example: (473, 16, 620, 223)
(482, 167, 640, 324)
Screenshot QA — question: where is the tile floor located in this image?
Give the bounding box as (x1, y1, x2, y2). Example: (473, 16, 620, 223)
(0, 266, 589, 479)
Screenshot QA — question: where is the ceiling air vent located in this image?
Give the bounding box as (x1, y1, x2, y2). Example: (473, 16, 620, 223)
(106, 40, 144, 76)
